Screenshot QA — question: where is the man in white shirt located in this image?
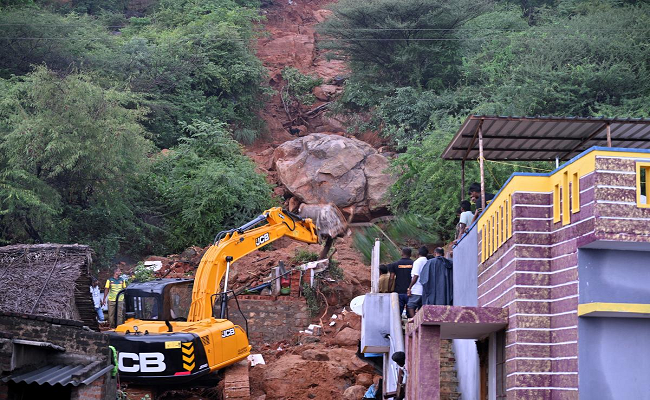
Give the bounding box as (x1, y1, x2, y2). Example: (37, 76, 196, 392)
(406, 246, 428, 318)
(455, 200, 474, 243)
(90, 278, 105, 322)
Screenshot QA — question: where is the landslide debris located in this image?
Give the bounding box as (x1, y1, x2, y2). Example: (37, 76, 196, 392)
(249, 309, 380, 400)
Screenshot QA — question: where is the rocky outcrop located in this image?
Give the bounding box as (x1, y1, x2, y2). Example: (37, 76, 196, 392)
(273, 134, 394, 220)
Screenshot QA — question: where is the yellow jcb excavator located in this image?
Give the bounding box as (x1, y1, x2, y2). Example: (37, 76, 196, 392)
(107, 207, 319, 383)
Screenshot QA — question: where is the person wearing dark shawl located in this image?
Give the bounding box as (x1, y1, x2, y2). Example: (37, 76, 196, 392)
(420, 247, 453, 305)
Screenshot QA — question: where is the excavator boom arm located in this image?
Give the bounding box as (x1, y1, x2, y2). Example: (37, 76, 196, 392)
(187, 207, 319, 322)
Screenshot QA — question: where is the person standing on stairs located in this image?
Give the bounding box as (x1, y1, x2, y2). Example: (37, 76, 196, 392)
(388, 248, 414, 316)
(406, 246, 428, 318)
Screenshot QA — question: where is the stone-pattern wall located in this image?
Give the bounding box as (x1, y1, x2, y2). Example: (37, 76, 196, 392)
(593, 156, 650, 243)
(228, 295, 310, 347)
(476, 154, 650, 399)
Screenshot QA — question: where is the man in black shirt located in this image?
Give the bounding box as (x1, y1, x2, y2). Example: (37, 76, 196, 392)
(387, 247, 414, 316)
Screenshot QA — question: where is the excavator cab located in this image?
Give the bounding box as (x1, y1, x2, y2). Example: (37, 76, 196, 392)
(115, 279, 194, 325)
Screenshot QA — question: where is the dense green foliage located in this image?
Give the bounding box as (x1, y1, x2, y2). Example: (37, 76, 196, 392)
(319, 0, 488, 91)
(148, 120, 273, 250)
(322, 0, 650, 241)
(0, 67, 154, 265)
(0, 0, 273, 266)
(0, 0, 266, 147)
(281, 67, 323, 107)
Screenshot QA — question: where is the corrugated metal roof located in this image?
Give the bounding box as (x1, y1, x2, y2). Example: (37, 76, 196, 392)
(1, 363, 111, 387)
(441, 115, 650, 161)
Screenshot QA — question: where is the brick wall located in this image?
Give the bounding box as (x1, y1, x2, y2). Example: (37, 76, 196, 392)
(0, 312, 114, 400)
(71, 375, 105, 400)
(228, 295, 310, 347)
(0, 312, 109, 356)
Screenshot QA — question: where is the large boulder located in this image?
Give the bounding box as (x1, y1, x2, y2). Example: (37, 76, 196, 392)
(273, 134, 394, 219)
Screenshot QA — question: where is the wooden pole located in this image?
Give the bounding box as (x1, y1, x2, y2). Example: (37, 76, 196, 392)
(461, 160, 466, 200)
(606, 123, 612, 147)
(478, 121, 486, 211)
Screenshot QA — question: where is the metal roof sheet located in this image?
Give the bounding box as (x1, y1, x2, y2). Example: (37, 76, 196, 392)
(1, 363, 112, 387)
(441, 115, 650, 161)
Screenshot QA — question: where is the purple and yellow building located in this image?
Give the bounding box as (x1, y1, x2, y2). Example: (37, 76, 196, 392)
(405, 116, 650, 399)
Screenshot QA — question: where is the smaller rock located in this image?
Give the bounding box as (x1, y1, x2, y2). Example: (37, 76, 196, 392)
(288, 196, 301, 212)
(296, 125, 309, 136)
(259, 148, 274, 157)
(301, 349, 330, 361)
(320, 84, 340, 98)
(333, 327, 360, 347)
(355, 373, 373, 387)
(313, 86, 329, 101)
(343, 385, 367, 400)
(320, 115, 346, 132)
(273, 186, 287, 198)
(299, 203, 347, 238)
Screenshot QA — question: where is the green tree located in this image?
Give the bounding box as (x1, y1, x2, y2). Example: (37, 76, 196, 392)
(318, 0, 489, 90)
(0, 10, 115, 78)
(460, 4, 650, 117)
(120, 0, 267, 146)
(148, 120, 273, 250)
(0, 67, 154, 265)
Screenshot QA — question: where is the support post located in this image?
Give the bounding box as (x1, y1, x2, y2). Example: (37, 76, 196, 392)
(371, 238, 380, 293)
(478, 121, 486, 211)
(606, 123, 612, 147)
(461, 160, 466, 200)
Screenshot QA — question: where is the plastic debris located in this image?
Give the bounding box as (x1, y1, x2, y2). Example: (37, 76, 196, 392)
(308, 324, 322, 336)
(248, 354, 266, 366)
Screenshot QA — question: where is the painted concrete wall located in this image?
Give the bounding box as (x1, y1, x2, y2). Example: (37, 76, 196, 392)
(578, 248, 650, 399)
(452, 228, 480, 400)
(453, 227, 478, 307)
(579, 318, 650, 399)
(578, 248, 650, 304)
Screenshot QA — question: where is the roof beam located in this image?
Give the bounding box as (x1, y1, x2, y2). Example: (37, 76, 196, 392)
(459, 135, 650, 142)
(453, 147, 574, 153)
(560, 123, 608, 160)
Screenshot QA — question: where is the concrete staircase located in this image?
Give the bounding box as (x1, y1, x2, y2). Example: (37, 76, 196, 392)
(440, 339, 461, 400)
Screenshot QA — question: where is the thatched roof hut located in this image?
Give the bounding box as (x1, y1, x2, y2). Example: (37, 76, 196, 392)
(0, 244, 98, 331)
